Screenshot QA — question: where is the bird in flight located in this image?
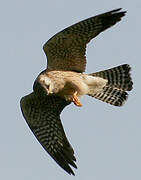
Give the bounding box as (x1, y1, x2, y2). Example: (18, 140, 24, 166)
(20, 8, 133, 175)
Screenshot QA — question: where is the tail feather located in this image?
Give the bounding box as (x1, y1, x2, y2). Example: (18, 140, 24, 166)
(90, 64, 133, 91)
(92, 86, 128, 106)
(88, 64, 133, 106)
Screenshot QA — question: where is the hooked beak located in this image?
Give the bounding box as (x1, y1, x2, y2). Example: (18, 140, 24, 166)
(46, 86, 53, 95)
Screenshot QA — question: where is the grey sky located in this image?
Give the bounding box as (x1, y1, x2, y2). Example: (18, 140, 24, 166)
(0, 0, 140, 179)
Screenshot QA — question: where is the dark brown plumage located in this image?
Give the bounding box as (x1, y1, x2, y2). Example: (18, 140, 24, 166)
(20, 9, 132, 175)
(43, 8, 126, 72)
(20, 93, 76, 175)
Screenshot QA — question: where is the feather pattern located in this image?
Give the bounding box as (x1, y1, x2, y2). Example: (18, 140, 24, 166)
(20, 92, 77, 175)
(89, 64, 133, 106)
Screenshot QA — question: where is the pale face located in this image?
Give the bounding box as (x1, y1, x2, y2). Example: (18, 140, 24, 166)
(38, 75, 53, 95)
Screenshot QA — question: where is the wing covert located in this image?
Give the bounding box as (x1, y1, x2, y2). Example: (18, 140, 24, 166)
(20, 92, 77, 175)
(43, 8, 126, 72)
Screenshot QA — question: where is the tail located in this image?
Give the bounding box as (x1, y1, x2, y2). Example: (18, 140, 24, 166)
(88, 64, 133, 106)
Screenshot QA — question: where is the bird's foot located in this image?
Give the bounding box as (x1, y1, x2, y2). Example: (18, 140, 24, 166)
(72, 91, 82, 107)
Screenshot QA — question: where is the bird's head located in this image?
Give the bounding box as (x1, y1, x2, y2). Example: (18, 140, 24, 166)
(37, 74, 54, 95)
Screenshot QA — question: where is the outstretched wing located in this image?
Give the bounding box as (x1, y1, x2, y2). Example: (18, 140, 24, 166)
(20, 93, 77, 175)
(43, 8, 126, 72)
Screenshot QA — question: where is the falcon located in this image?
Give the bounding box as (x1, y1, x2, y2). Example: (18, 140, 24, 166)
(20, 8, 133, 175)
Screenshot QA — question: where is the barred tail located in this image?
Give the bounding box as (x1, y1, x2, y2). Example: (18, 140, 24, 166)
(89, 64, 133, 106)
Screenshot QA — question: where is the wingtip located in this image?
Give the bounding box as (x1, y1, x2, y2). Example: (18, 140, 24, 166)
(108, 8, 127, 16)
(69, 169, 75, 176)
(63, 164, 76, 176)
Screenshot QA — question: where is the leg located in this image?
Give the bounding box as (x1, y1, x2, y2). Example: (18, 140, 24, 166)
(72, 91, 82, 107)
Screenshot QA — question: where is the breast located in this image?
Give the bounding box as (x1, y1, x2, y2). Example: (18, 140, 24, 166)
(64, 77, 89, 96)
(49, 71, 89, 97)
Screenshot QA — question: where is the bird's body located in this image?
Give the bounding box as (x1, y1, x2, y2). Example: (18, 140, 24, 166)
(38, 70, 107, 104)
(20, 8, 133, 175)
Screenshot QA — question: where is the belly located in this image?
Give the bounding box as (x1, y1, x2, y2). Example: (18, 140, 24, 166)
(58, 80, 89, 98)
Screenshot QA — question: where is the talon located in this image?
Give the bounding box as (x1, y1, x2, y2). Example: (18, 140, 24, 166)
(72, 91, 82, 107)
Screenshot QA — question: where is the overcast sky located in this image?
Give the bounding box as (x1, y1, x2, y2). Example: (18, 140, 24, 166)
(0, 0, 140, 179)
